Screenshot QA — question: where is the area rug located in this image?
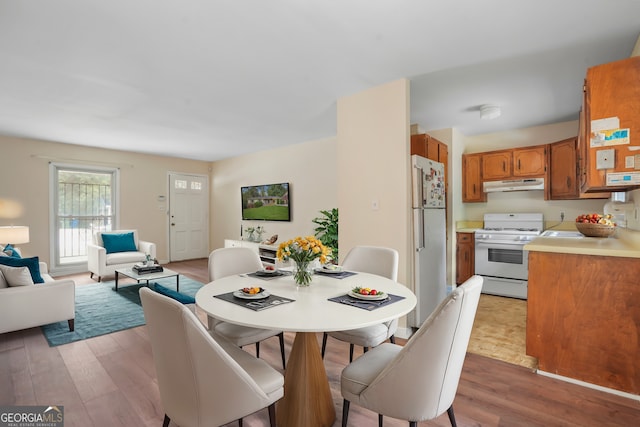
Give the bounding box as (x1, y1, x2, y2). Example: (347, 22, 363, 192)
(41, 276, 204, 346)
(467, 294, 538, 371)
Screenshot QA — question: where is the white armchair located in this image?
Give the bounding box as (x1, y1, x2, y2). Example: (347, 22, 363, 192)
(87, 229, 156, 282)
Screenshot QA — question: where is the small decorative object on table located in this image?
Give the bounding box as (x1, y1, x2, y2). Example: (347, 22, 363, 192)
(277, 236, 331, 286)
(145, 253, 154, 266)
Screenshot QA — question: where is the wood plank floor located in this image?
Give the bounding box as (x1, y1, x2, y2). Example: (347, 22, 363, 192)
(1, 259, 638, 426)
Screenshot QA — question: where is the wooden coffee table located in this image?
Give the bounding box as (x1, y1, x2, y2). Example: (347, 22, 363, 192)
(114, 267, 180, 292)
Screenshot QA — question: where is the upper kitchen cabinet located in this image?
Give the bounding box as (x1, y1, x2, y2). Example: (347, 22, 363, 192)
(482, 150, 512, 181)
(579, 56, 640, 193)
(549, 138, 579, 199)
(462, 153, 485, 203)
(411, 133, 448, 163)
(412, 132, 449, 194)
(513, 146, 547, 177)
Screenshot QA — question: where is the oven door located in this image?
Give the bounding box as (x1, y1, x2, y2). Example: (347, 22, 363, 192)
(474, 241, 528, 280)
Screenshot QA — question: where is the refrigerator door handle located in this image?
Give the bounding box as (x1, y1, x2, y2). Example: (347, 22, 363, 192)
(417, 209, 425, 251)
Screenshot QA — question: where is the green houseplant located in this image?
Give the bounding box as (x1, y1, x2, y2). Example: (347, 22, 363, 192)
(312, 208, 338, 263)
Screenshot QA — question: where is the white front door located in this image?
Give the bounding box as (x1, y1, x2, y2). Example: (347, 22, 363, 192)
(169, 173, 209, 261)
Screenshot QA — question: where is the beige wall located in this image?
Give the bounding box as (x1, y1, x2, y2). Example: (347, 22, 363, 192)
(336, 79, 411, 286)
(0, 136, 210, 272)
(210, 137, 338, 251)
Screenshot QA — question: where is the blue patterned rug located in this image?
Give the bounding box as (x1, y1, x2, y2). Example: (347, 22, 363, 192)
(41, 275, 204, 346)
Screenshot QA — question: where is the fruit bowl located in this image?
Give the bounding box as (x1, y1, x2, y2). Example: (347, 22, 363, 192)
(575, 222, 616, 238)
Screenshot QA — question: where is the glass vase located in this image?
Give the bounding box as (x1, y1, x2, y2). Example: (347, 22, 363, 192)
(293, 259, 313, 287)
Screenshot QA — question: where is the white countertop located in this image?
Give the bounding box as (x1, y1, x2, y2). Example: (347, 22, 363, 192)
(525, 228, 640, 258)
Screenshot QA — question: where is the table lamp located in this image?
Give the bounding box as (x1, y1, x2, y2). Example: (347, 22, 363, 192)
(0, 225, 30, 249)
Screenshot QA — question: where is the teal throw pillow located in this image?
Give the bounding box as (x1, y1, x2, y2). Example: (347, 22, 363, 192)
(3, 244, 21, 258)
(102, 232, 137, 254)
(0, 256, 44, 283)
(152, 283, 195, 305)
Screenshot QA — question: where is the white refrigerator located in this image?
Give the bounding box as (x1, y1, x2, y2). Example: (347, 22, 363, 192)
(408, 155, 447, 328)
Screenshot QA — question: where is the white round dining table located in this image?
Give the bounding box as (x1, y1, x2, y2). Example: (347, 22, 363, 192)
(195, 270, 417, 427)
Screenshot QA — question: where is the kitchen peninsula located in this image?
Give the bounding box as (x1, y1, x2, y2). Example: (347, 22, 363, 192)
(524, 231, 640, 396)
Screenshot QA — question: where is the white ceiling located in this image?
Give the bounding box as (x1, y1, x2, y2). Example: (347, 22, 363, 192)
(1, 0, 639, 161)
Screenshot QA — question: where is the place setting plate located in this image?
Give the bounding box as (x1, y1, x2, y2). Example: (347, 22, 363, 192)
(254, 269, 282, 277)
(348, 290, 388, 301)
(316, 265, 345, 274)
(233, 287, 271, 300)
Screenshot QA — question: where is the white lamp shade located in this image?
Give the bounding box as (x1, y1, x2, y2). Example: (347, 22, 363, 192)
(0, 226, 30, 245)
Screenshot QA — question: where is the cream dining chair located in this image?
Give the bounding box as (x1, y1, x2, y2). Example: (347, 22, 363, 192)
(340, 275, 483, 427)
(208, 247, 287, 368)
(139, 287, 284, 427)
(322, 245, 400, 362)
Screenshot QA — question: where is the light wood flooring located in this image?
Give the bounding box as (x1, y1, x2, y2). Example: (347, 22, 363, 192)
(1, 259, 639, 426)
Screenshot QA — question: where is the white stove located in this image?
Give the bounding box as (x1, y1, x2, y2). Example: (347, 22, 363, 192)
(474, 213, 543, 299)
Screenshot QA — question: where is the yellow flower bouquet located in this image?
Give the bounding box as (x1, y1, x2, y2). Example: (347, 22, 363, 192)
(277, 236, 331, 286)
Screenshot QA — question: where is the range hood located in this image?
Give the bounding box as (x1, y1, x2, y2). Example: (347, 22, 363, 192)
(483, 178, 545, 193)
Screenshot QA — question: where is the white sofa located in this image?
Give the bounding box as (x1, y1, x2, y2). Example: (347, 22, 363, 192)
(0, 262, 75, 334)
(87, 229, 156, 282)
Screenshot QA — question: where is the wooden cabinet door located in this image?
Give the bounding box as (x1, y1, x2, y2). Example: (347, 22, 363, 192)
(549, 138, 579, 199)
(455, 232, 474, 285)
(513, 146, 546, 177)
(410, 134, 428, 158)
(482, 150, 511, 180)
(581, 56, 640, 192)
(462, 153, 485, 203)
(427, 137, 440, 161)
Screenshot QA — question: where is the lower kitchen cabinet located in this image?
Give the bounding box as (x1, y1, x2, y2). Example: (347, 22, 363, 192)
(455, 232, 474, 285)
(527, 251, 640, 395)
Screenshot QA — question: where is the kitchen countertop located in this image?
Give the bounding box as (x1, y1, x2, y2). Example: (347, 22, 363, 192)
(525, 228, 640, 258)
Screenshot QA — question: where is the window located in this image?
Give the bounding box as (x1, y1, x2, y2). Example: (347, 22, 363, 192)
(50, 164, 119, 273)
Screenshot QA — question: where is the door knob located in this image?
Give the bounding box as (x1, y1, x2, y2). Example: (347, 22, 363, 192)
(171, 223, 175, 226)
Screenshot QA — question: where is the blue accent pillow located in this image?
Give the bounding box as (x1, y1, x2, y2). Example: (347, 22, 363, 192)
(152, 283, 195, 305)
(102, 232, 137, 254)
(0, 256, 44, 283)
(3, 244, 22, 258)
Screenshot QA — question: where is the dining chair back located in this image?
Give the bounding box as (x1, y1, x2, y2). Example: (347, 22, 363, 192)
(140, 287, 284, 427)
(340, 275, 483, 426)
(207, 247, 287, 368)
(341, 245, 399, 281)
(208, 246, 263, 281)
(322, 245, 400, 362)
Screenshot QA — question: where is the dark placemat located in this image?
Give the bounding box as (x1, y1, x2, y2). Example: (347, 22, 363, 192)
(313, 269, 357, 279)
(215, 291, 295, 311)
(246, 270, 292, 281)
(328, 293, 405, 311)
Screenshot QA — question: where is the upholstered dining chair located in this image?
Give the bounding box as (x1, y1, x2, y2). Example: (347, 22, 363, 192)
(208, 247, 287, 368)
(140, 287, 284, 427)
(340, 275, 483, 427)
(321, 245, 399, 362)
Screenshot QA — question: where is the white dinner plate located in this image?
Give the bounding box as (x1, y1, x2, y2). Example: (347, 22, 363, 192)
(233, 289, 271, 300)
(317, 265, 344, 274)
(348, 290, 388, 301)
(254, 269, 280, 277)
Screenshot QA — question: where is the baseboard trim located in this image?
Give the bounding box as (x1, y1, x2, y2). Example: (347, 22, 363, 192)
(537, 370, 640, 402)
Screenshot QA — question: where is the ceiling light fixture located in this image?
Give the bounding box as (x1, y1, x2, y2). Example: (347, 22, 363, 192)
(480, 104, 501, 120)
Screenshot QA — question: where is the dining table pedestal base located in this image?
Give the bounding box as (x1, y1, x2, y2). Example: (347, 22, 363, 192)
(276, 332, 336, 427)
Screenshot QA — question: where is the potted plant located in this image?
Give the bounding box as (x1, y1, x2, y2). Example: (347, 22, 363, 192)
(312, 208, 338, 263)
